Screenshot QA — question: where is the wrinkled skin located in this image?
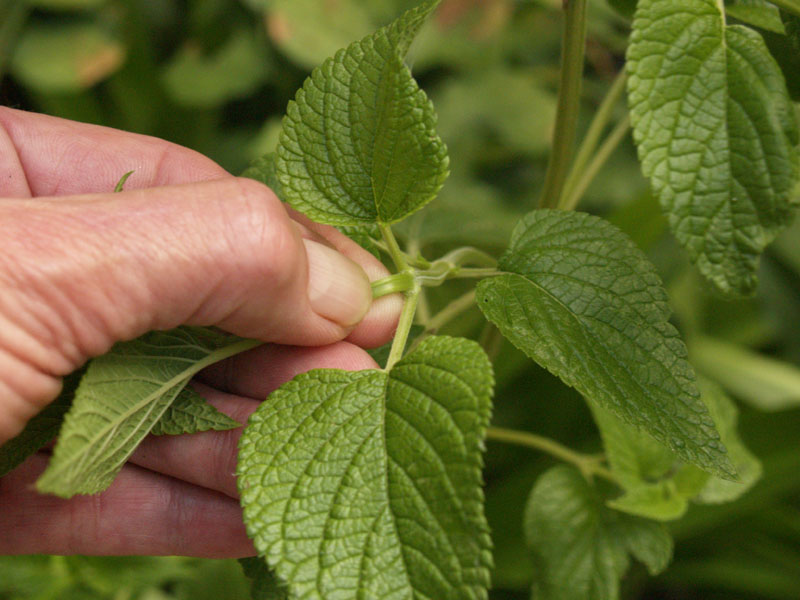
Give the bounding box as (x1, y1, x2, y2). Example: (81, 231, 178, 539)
(0, 107, 401, 557)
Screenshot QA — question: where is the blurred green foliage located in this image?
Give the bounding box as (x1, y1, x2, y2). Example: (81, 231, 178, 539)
(1, 0, 800, 598)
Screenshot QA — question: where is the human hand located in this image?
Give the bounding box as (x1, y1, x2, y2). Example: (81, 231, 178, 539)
(0, 107, 402, 556)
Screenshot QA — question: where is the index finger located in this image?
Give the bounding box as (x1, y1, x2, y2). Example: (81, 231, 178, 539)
(0, 107, 227, 198)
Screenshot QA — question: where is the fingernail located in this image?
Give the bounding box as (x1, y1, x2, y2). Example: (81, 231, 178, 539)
(304, 239, 372, 327)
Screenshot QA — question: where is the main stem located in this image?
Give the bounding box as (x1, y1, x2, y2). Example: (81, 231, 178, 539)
(537, 0, 588, 210)
(487, 426, 617, 482)
(559, 70, 627, 208)
(380, 224, 419, 371)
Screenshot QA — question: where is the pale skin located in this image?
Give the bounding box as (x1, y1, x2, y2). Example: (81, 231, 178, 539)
(0, 107, 402, 557)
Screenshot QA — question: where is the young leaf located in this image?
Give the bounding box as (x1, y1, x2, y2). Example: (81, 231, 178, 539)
(0, 368, 83, 477)
(37, 327, 259, 497)
(726, 0, 786, 34)
(238, 336, 493, 600)
(476, 210, 734, 477)
(627, 0, 799, 296)
(238, 558, 288, 600)
(150, 386, 241, 436)
(276, 0, 449, 226)
(524, 465, 673, 600)
(591, 378, 761, 520)
(693, 378, 762, 504)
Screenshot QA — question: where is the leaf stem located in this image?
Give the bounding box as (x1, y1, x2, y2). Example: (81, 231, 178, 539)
(379, 223, 410, 272)
(560, 115, 631, 211)
(537, 0, 589, 210)
(384, 286, 420, 371)
(560, 70, 627, 208)
(486, 426, 617, 483)
(771, 0, 800, 18)
(372, 272, 415, 298)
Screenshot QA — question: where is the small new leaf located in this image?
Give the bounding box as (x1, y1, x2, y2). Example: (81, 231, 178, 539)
(150, 386, 241, 436)
(592, 378, 761, 520)
(238, 336, 493, 600)
(476, 210, 734, 477)
(37, 327, 258, 497)
(239, 558, 288, 600)
(525, 466, 673, 600)
(627, 0, 799, 295)
(276, 0, 449, 226)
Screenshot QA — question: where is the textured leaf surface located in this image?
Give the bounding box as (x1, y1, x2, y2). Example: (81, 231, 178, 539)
(476, 210, 733, 477)
(524, 466, 673, 600)
(37, 327, 258, 497)
(238, 336, 493, 599)
(627, 0, 799, 295)
(150, 386, 241, 436)
(276, 0, 448, 225)
(0, 369, 82, 477)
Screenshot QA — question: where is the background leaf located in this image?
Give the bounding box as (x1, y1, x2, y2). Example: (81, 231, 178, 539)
(36, 327, 258, 497)
(477, 210, 733, 477)
(238, 336, 493, 599)
(524, 465, 673, 600)
(276, 0, 449, 225)
(11, 21, 125, 93)
(161, 29, 271, 108)
(627, 0, 799, 295)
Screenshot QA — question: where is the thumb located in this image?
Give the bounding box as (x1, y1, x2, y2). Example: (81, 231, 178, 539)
(0, 177, 374, 442)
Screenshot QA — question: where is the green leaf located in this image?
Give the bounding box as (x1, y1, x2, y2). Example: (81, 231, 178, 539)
(690, 334, 800, 410)
(263, 0, 376, 69)
(524, 465, 673, 600)
(238, 336, 493, 599)
(11, 21, 125, 93)
(591, 378, 760, 520)
(161, 29, 271, 108)
(693, 377, 762, 503)
(726, 0, 786, 34)
(37, 327, 259, 497)
(627, 0, 799, 296)
(150, 386, 241, 436)
(238, 558, 288, 600)
(476, 210, 733, 477)
(0, 368, 83, 477)
(276, 0, 449, 226)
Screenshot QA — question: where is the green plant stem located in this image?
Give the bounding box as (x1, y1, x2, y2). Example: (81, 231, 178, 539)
(379, 223, 410, 273)
(537, 0, 589, 210)
(560, 70, 627, 206)
(486, 426, 617, 483)
(560, 115, 631, 211)
(439, 246, 498, 268)
(426, 289, 477, 332)
(771, 0, 800, 18)
(385, 286, 420, 371)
